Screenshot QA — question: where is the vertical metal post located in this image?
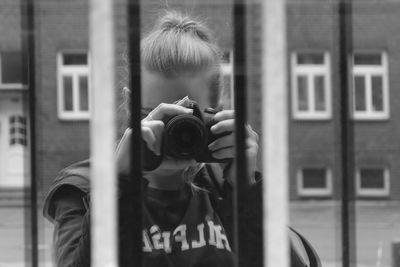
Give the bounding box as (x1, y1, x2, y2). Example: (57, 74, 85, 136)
(89, 0, 118, 266)
(127, 0, 143, 265)
(338, 0, 356, 266)
(21, 0, 38, 266)
(262, 0, 289, 266)
(392, 240, 400, 267)
(233, 0, 248, 265)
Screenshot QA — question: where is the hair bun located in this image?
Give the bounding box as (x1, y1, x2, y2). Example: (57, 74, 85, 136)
(157, 11, 211, 42)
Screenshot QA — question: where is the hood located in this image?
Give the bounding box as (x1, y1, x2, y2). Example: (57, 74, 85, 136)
(42, 159, 91, 223)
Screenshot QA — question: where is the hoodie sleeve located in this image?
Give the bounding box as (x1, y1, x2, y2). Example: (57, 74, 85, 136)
(49, 175, 141, 267)
(52, 185, 91, 267)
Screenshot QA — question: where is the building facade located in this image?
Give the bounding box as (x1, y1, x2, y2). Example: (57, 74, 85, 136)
(0, 0, 29, 193)
(0, 0, 399, 201)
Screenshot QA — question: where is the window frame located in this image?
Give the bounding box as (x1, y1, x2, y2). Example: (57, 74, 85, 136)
(297, 166, 333, 197)
(356, 166, 390, 197)
(351, 51, 390, 120)
(0, 52, 27, 90)
(291, 51, 332, 120)
(57, 51, 91, 120)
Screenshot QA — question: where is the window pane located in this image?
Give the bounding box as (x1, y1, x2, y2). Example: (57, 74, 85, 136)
(302, 168, 327, 188)
(354, 53, 382, 65)
(354, 76, 366, 111)
(1, 52, 27, 84)
(63, 76, 73, 111)
(63, 53, 87, 65)
(297, 52, 324, 65)
(297, 75, 308, 111)
(371, 76, 383, 111)
(79, 76, 89, 111)
(314, 75, 326, 111)
(360, 169, 385, 189)
(9, 116, 16, 124)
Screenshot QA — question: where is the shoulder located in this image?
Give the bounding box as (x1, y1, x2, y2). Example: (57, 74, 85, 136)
(43, 159, 91, 222)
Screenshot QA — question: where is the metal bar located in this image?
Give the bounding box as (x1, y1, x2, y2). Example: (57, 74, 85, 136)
(127, 0, 143, 265)
(338, 0, 356, 266)
(233, 0, 249, 266)
(20, 0, 38, 266)
(262, 0, 289, 266)
(89, 0, 118, 266)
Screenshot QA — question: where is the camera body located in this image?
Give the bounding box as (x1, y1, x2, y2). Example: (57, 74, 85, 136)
(142, 100, 230, 171)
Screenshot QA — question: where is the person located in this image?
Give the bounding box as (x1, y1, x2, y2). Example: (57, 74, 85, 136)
(43, 11, 320, 267)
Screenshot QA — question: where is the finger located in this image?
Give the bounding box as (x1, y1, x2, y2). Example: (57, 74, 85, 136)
(246, 142, 258, 157)
(208, 134, 235, 152)
(213, 110, 235, 122)
(246, 138, 259, 151)
(212, 139, 257, 159)
(143, 120, 164, 155)
(212, 147, 234, 159)
(141, 126, 157, 154)
(144, 103, 193, 121)
(209, 133, 257, 152)
(176, 96, 190, 106)
(115, 128, 131, 154)
(246, 124, 259, 142)
(210, 119, 235, 134)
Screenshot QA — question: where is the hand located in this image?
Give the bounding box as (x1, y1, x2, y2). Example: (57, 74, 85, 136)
(207, 110, 259, 185)
(116, 98, 195, 176)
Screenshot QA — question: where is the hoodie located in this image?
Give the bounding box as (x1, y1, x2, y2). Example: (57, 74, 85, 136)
(43, 160, 320, 267)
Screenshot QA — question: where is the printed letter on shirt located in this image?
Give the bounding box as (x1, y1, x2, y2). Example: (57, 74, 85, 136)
(207, 221, 217, 246)
(191, 223, 206, 249)
(162, 231, 172, 253)
(150, 225, 164, 250)
(173, 225, 190, 251)
(142, 230, 153, 252)
(214, 225, 231, 251)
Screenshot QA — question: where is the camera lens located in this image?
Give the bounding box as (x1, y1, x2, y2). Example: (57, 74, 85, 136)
(164, 115, 207, 159)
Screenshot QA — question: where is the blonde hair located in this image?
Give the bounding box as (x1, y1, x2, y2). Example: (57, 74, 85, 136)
(123, 11, 223, 182)
(121, 11, 223, 121)
(141, 11, 222, 107)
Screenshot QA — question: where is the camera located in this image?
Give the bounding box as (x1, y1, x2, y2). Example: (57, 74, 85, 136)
(142, 100, 231, 171)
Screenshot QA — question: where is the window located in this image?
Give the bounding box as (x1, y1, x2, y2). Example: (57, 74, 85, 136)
(57, 52, 90, 120)
(220, 51, 234, 109)
(0, 51, 27, 89)
(356, 167, 390, 197)
(291, 52, 331, 120)
(352, 52, 389, 120)
(9, 115, 28, 146)
(297, 167, 332, 197)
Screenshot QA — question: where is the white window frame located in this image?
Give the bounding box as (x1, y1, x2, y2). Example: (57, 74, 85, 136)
(221, 51, 234, 109)
(0, 52, 27, 90)
(356, 166, 390, 197)
(297, 167, 332, 197)
(291, 51, 332, 120)
(57, 52, 91, 120)
(351, 52, 389, 120)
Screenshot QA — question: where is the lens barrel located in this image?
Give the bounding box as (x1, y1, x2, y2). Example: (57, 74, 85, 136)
(163, 114, 208, 159)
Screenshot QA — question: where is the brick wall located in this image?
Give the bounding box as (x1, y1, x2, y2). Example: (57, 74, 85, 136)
(32, 0, 400, 201)
(286, 0, 400, 200)
(35, 0, 90, 195)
